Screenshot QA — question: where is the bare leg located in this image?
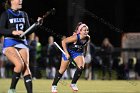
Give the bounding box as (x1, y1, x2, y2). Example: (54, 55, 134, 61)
(52, 59, 69, 86)
(18, 48, 32, 93)
(4, 47, 24, 91)
(51, 59, 70, 93)
(59, 59, 70, 74)
(4, 47, 24, 73)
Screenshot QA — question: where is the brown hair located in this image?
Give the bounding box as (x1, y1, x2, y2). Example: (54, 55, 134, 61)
(5, 0, 11, 9)
(74, 22, 83, 33)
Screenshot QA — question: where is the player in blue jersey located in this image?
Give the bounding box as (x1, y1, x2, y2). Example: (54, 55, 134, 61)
(51, 22, 90, 93)
(0, 0, 32, 93)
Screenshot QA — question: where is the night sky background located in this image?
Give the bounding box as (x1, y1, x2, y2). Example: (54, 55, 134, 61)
(0, 0, 140, 47)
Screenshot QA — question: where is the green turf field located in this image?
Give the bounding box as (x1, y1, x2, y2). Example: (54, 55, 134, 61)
(0, 79, 140, 93)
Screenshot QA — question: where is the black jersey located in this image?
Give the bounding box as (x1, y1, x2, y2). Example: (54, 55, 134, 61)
(0, 9, 30, 38)
(68, 34, 89, 53)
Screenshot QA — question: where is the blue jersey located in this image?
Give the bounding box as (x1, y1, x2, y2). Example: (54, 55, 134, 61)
(62, 34, 89, 61)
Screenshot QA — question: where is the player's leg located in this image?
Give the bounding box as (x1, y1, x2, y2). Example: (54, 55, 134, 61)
(4, 47, 24, 93)
(70, 56, 85, 92)
(18, 48, 32, 93)
(52, 58, 69, 93)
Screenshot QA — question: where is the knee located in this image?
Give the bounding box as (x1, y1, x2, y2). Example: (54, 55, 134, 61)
(14, 62, 24, 72)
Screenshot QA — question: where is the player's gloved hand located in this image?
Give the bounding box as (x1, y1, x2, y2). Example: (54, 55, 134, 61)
(65, 52, 70, 60)
(68, 57, 77, 67)
(12, 30, 24, 36)
(65, 52, 77, 67)
(37, 17, 43, 25)
(12, 30, 24, 39)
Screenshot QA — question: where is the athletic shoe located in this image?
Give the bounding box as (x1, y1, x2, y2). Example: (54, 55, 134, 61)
(8, 89, 16, 93)
(70, 84, 78, 92)
(51, 85, 57, 93)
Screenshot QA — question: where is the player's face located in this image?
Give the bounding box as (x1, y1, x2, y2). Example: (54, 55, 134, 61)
(80, 26, 89, 36)
(11, 0, 23, 10)
(48, 36, 54, 44)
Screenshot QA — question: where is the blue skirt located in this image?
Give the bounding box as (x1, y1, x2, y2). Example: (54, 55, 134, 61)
(3, 38, 28, 48)
(62, 49, 83, 61)
(2, 38, 28, 53)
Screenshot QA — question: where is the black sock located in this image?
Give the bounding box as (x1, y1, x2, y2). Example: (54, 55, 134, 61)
(71, 67, 83, 84)
(10, 72, 21, 89)
(52, 71, 62, 86)
(24, 75, 32, 93)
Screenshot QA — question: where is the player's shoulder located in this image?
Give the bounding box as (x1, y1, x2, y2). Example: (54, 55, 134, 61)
(0, 11, 8, 19)
(20, 10, 26, 13)
(19, 10, 25, 14)
(0, 11, 8, 16)
(19, 10, 28, 16)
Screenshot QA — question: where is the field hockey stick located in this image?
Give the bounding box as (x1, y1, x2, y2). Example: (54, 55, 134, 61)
(54, 42, 77, 67)
(20, 8, 55, 38)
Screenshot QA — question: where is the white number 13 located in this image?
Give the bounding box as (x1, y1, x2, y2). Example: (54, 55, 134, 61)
(16, 23, 24, 31)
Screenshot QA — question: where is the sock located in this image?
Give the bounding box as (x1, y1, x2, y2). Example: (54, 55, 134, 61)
(10, 72, 21, 89)
(52, 71, 62, 86)
(24, 75, 32, 93)
(71, 67, 83, 84)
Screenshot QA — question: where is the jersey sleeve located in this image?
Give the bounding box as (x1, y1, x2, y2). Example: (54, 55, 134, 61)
(0, 11, 13, 36)
(24, 12, 30, 30)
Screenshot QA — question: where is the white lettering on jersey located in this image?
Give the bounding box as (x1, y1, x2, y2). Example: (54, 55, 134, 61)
(9, 18, 25, 23)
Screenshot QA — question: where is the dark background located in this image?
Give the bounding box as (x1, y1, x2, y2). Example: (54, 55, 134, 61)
(0, 0, 140, 47)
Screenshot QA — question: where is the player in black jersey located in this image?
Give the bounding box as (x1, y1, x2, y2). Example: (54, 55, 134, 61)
(51, 22, 90, 93)
(0, 0, 32, 93)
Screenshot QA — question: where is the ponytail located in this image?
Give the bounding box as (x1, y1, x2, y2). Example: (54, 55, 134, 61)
(74, 22, 83, 33)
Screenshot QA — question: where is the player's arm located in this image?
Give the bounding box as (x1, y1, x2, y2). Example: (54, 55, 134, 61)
(23, 12, 42, 36)
(81, 34, 90, 56)
(83, 43, 88, 56)
(61, 34, 78, 58)
(0, 12, 13, 36)
(23, 11, 35, 36)
(24, 12, 30, 30)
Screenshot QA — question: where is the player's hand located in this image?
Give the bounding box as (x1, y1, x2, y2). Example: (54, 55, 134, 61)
(37, 17, 42, 21)
(65, 52, 70, 60)
(37, 17, 43, 25)
(12, 30, 24, 36)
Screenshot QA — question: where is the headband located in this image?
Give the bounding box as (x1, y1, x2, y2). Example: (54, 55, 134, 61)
(77, 24, 88, 34)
